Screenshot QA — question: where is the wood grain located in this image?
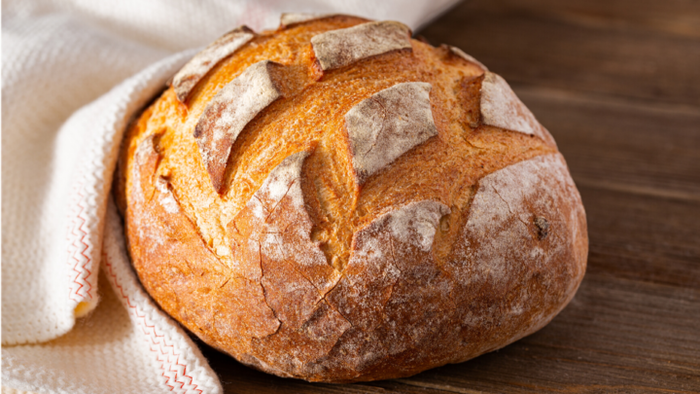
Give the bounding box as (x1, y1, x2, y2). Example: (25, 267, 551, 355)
(205, 0, 700, 391)
(420, 0, 700, 106)
(491, 0, 700, 39)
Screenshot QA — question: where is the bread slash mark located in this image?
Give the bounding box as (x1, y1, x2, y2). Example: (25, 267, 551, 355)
(194, 60, 283, 192)
(480, 71, 557, 146)
(228, 151, 342, 331)
(311, 21, 412, 71)
(345, 82, 438, 185)
(172, 26, 255, 104)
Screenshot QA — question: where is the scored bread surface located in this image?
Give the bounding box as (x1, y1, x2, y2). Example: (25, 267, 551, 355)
(445, 45, 488, 71)
(117, 15, 587, 383)
(345, 81, 438, 184)
(172, 25, 256, 103)
(194, 60, 283, 191)
(280, 13, 339, 28)
(310, 20, 413, 70)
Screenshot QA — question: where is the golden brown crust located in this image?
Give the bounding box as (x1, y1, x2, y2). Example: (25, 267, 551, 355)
(116, 16, 587, 383)
(193, 60, 284, 191)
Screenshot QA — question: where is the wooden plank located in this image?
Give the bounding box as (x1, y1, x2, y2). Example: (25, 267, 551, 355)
(493, 0, 700, 40)
(418, 0, 700, 106)
(580, 185, 700, 287)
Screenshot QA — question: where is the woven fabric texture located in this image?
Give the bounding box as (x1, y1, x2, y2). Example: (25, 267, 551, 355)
(1, 0, 459, 392)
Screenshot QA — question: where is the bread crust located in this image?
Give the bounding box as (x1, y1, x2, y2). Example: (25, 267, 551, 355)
(116, 15, 587, 383)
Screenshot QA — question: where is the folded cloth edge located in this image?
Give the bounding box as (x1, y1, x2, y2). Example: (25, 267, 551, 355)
(3, 48, 223, 394)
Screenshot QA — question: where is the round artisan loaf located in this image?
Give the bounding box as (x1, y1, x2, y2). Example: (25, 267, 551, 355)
(115, 14, 588, 383)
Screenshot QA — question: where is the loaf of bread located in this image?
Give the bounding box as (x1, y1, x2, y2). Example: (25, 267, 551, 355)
(115, 14, 588, 383)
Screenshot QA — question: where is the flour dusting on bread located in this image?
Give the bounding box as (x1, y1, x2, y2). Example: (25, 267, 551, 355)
(229, 151, 342, 331)
(451, 153, 586, 330)
(345, 82, 438, 184)
(280, 13, 338, 27)
(120, 15, 587, 383)
(311, 21, 412, 71)
(252, 150, 307, 215)
(326, 200, 452, 366)
(329, 201, 450, 331)
(455, 154, 580, 268)
(480, 71, 555, 145)
(131, 135, 159, 206)
(154, 176, 179, 214)
(172, 26, 255, 103)
(194, 60, 282, 191)
(447, 45, 488, 71)
(387, 200, 450, 252)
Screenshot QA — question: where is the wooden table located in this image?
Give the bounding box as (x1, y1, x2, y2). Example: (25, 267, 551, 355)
(202, 1, 700, 392)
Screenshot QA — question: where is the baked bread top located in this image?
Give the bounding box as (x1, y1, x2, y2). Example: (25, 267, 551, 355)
(115, 14, 587, 383)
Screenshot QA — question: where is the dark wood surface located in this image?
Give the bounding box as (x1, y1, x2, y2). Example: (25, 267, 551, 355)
(202, 1, 700, 392)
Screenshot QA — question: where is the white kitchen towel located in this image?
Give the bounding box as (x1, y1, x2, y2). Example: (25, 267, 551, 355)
(2, 0, 460, 392)
(3, 198, 224, 394)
